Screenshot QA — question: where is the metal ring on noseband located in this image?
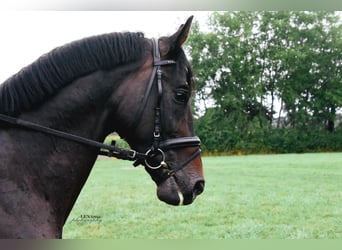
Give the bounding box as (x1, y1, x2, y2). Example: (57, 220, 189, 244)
(144, 148, 167, 169)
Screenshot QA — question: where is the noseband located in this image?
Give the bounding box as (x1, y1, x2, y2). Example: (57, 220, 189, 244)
(0, 38, 201, 182)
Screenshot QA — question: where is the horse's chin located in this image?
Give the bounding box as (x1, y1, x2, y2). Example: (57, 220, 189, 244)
(156, 176, 204, 206)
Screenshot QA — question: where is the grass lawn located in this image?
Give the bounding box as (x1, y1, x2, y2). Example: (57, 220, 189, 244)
(63, 153, 342, 239)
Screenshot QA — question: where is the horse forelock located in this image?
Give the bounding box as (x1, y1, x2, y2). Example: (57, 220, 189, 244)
(0, 32, 146, 116)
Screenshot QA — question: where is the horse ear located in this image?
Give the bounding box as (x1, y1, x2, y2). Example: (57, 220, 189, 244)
(169, 15, 194, 49)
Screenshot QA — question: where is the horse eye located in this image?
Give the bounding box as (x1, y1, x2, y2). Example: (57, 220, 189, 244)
(175, 88, 189, 104)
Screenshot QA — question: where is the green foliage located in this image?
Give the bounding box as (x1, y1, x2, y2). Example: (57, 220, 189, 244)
(63, 154, 342, 239)
(188, 11, 342, 154)
(103, 133, 130, 149)
(265, 127, 342, 153)
(196, 110, 342, 154)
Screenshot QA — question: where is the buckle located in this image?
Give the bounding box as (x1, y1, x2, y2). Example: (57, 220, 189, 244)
(128, 150, 137, 159)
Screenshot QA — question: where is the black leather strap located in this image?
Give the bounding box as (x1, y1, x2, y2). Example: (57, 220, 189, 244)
(0, 113, 145, 162)
(130, 38, 175, 130)
(160, 136, 201, 150)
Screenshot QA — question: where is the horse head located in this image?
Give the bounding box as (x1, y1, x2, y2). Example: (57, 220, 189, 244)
(112, 16, 204, 205)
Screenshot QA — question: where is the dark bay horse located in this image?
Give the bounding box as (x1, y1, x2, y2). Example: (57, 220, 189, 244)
(0, 16, 204, 238)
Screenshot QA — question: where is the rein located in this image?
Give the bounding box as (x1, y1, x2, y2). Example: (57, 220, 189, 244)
(0, 113, 146, 161)
(0, 38, 201, 182)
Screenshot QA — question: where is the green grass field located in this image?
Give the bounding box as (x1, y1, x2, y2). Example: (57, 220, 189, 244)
(63, 153, 342, 239)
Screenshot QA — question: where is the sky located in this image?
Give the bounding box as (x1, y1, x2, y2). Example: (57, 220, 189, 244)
(0, 11, 211, 83)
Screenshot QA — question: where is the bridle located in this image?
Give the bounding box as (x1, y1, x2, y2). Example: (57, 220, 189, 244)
(0, 38, 201, 183)
(130, 38, 201, 182)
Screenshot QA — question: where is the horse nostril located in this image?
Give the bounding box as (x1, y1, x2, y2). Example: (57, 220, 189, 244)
(193, 180, 205, 196)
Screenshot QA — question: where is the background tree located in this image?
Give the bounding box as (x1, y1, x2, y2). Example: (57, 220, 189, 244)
(187, 11, 342, 154)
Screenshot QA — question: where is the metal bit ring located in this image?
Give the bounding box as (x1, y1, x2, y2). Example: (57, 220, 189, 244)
(145, 148, 166, 169)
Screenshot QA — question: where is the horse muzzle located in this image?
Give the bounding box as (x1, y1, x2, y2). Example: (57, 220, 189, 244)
(157, 176, 205, 206)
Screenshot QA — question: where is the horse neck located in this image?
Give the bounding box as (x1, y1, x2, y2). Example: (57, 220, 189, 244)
(15, 69, 120, 227)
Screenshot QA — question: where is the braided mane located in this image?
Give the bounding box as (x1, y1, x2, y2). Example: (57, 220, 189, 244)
(0, 32, 146, 115)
